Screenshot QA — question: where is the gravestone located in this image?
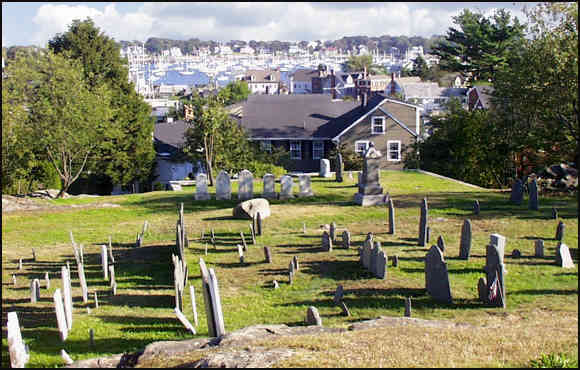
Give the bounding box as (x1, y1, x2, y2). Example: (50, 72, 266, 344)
(216, 171, 231, 200)
(459, 219, 472, 260)
(511, 249, 521, 258)
(174, 307, 196, 335)
(249, 223, 256, 244)
(101, 245, 108, 280)
(279, 175, 294, 200)
(261, 174, 277, 199)
(189, 285, 198, 327)
(30, 279, 40, 303)
(376, 250, 387, 279)
(306, 306, 322, 326)
(473, 200, 480, 215)
(418, 198, 429, 246)
(303, 222, 306, 234)
(264, 246, 272, 263)
(61, 350, 74, 365)
(256, 212, 262, 236)
(237, 244, 244, 264)
(339, 302, 351, 317)
(555, 221, 565, 241)
(437, 235, 445, 253)
(388, 199, 395, 234)
(94, 292, 99, 309)
(195, 173, 211, 201)
(273, 280, 279, 289)
(333, 285, 344, 304)
(238, 169, 254, 201)
(425, 245, 452, 303)
(108, 236, 115, 264)
(292, 256, 299, 271)
(233, 198, 271, 219)
(556, 244, 574, 268)
(528, 179, 539, 210)
(7, 312, 29, 368)
(240, 232, 247, 251)
(551, 207, 558, 219)
(509, 179, 524, 205)
(404, 298, 412, 317)
(370, 242, 381, 275)
(199, 259, 226, 338)
(109, 265, 116, 288)
(392, 255, 399, 267)
(342, 230, 351, 249)
(362, 241, 372, 269)
(484, 244, 506, 308)
(534, 239, 544, 257)
(61, 266, 73, 330)
(45, 272, 50, 290)
(354, 144, 389, 206)
(298, 174, 314, 197)
(322, 231, 333, 251)
(78, 263, 89, 303)
(32, 248, 36, 262)
(319, 159, 331, 178)
(335, 153, 344, 182)
(18, 258, 22, 271)
(488, 234, 507, 270)
(89, 328, 95, 347)
(53, 289, 68, 341)
(329, 222, 337, 243)
(477, 277, 487, 302)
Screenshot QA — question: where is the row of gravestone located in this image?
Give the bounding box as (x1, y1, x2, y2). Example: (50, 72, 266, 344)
(510, 178, 540, 210)
(194, 170, 315, 201)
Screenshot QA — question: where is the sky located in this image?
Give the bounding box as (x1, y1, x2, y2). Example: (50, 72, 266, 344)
(2, 2, 535, 48)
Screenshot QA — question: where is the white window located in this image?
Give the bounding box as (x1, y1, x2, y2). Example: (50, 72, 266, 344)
(260, 140, 272, 152)
(355, 140, 370, 154)
(387, 140, 401, 161)
(290, 141, 302, 160)
(371, 117, 385, 134)
(312, 141, 324, 160)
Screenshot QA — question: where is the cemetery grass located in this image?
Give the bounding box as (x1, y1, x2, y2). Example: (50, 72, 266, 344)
(2, 170, 578, 368)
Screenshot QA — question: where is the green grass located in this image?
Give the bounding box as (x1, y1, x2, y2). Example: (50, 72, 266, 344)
(2, 170, 578, 367)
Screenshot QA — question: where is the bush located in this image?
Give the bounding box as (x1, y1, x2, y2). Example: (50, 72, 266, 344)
(530, 353, 578, 368)
(152, 182, 165, 191)
(245, 161, 286, 178)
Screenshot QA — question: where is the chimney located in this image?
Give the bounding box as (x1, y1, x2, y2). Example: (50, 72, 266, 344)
(331, 69, 336, 100)
(390, 72, 396, 96)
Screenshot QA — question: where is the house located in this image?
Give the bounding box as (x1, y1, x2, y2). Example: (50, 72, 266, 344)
(241, 69, 281, 95)
(289, 69, 318, 94)
(235, 93, 423, 172)
(357, 74, 391, 93)
(153, 120, 198, 186)
(467, 85, 495, 111)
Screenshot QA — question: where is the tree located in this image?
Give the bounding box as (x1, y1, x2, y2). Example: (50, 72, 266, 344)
(5, 51, 112, 197)
(216, 80, 250, 106)
(48, 18, 156, 190)
(411, 55, 429, 79)
(342, 55, 384, 74)
(433, 8, 525, 82)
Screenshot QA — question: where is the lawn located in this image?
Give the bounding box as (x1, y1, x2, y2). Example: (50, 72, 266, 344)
(2, 170, 578, 368)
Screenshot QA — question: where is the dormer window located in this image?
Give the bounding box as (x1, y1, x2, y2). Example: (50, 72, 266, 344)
(371, 117, 385, 134)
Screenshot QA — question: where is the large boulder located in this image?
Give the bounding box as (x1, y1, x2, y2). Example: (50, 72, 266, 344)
(233, 198, 271, 219)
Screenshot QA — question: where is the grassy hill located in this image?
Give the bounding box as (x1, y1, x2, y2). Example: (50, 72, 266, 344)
(2, 170, 578, 367)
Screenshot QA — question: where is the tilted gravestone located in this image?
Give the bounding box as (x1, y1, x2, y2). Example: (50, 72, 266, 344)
(488, 234, 507, 272)
(7, 312, 29, 368)
(484, 244, 506, 308)
(329, 222, 337, 243)
(322, 231, 333, 251)
(335, 152, 344, 182)
(387, 199, 395, 234)
(556, 244, 575, 268)
(61, 265, 73, 331)
(376, 249, 387, 279)
(256, 212, 262, 236)
(473, 200, 480, 215)
(354, 144, 389, 206)
(425, 245, 452, 303)
(195, 173, 211, 201)
(528, 178, 539, 210)
(279, 175, 294, 200)
(298, 174, 314, 197)
(551, 207, 558, 219)
(53, 289, 68, 341)
(261, 174, 277, 199)
(216, 171, 231, 200)
(319, 159, 331, 178)
(306, 306, 322, 326)
(342, 230, 351, 249)
(292, 256, 299, 271)
(555, 221, 565, 241)
(199, 258, 226, 338)
(418, 198, 429, 246)
(238, 169, 254, 201)
(459, 219, 472, 260)
(263, 246, 272, 263)
(509, 179, 524, 205)
(534, 239, 544, 257)
(437, 235, 445, 253)
(333, 285, 344, 304)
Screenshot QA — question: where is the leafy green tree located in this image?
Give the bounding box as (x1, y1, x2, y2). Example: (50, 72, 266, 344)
(216, 80, 251, 106)
(342, 55, 384, 75)
(411, 55, 429, 79)
(433, 8, 525, 82)
(48, 18, 155, 190)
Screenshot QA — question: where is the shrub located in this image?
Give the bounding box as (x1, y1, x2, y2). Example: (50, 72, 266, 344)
(245, 161, 286, 178)
(530, 353, 578, 368)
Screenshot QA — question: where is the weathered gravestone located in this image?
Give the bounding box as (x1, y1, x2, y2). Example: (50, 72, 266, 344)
(78, 262, 89, 303)
(342, 230, 351, 249)
(199, 258, 226, 338)
(335, 153, 344, 182)
(354, 143, 389, 206)
(534, 239, 544, 257)
(216, 171, 231, 200)
(370, 242, 381, 275)
(53, 289, 68, 341)
(473, 200, 480, 215)
(425, 245, 452, 303)
(418, 198, 429, 246)
(392, 255, 399, 267)
(551, 207, 558, 220)
(322, 231, 333, 251)
(261, 174, 277, 199)
(174, 307, 196, 335)
(556, 244, 575, 268)
(263, 246, 272, 263)
(237, 244, 244, 264)
(319, 159, 331, 178)
(256, 212, 262, 236)
(404, 297, 412, 317)
(509, 179, 524, 205)
(555, 221, 565, 241)
(100, 245, 108, 280)
(306, 306, 322, 326)
(240, 232, 247, 251)
(437, 235, 445, 253)
(528, 178, 539, 211)
(7, 312, 29, 368)
(238, 169, 254, 201)
(195, 173, 211, 201)
(233, 198, 271, 219)
(61, 266, 73, 330)
(511, 249, 521, 258)
(30, 279, 40, 303)
(298, 174, 314, 197)
(376, 249, 387, 279)
(362, 240, 372, 269)
(45, 272, 50, 290)
(459, 219, 472, 260)
(484, 244, 506, 308)
(333, 285, 344, 304)
(487, 234, 507, 273)
(387, 199, 395, 234)
(279, 175, 294, 200)
(329, 222, 337, 243)
(292, 256, 299, 271)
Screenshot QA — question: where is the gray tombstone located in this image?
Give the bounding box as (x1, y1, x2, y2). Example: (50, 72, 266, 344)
(534, 239, 544, 257)
(292, 256, 299, 271)
(511, 249, 521, 258)
(306, 306, 322, 326)
(551, 207, 558, 219)
(392, 255, 399, 267)
(329, 222, 337, 243)
(509, 179, 524, 205)
(339, 301, 351, 317)
(298, 175, 314, 197)
(473, 200, 480, 215)
(30, 279, 40, 303)
(477, 277, 488, 302)
(237, 244, 244, 264)
(215, 171, 231, 200)
(256, 212, 262, 236)
(354, 144, 388, 206)
(370, 242, 381, 275)
(388, 199, 395, 234)
(238, 170, 254, 201)
(319, 159, 331, 178)
(322, 231, 333, 251)
(528, 179, 539, 210)
(342, 230, 351, 249)
(555, 221, 565, 241)
(404, 297, 412, 317)
(273, 280, 279, 289)
(376, 249, 387, 279)
(262, 174, 277, 199)
(459, 219, 472, 260)
(61, 266, 73, 330)
(333, 285, 344, 304)
(556, 244, 575, 268)
(45, 272, 50, 290)
(485, 244, 506, 308)
(336, 153, 344, 182)
(424, 245, 452, 303)
(437, 235, 445, 253)
(362, 242, 372, 270)
(195, 173, 211, 201)
(489, 234, 507, 267)
(264, 246, 272, 263)
(418, 198, 429, 246)
(279, 175, 294, 200)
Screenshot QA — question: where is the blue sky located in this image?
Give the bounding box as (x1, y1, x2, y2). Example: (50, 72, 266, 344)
(2, 2, 534, 47)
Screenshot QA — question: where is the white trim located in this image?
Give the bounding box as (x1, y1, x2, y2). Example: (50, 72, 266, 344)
(354, 140, 370, 154)
(371, 116, 386, 135)
(377, 106, 418, 137)
(387, 140, 401, 162)
(333, 98, 388, 141)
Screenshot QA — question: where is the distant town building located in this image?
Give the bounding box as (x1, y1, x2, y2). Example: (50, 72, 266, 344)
(241, 69, 281, 95)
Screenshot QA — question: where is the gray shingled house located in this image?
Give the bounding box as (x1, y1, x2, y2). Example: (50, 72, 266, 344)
(236, 93, 423, 172)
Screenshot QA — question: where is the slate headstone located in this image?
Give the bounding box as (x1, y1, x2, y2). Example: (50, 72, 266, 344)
(333, 284, 344, 304)
(335, 152, 344, 182)
(510, 179, 524, 205)
(329, 222, 337, 243)
(53, 289, 68, 341)
(342, 230, 351, 249)
(473, 200, 480, 215)
(551, 207, 558, 220)
(437, 235, 445, 253)
(238, 169, 254, 201)
(322, 231, 333, 251)
(370, 242, 381, 275)
(264, 246, 272, 263)
(376, 249, 387, 279)
(425, 245, 452, 303)
(534, 239, 544, 257)
(484, 244, 506, 308)
(195, 173, 211, 201)
(477, 277, 487, 302)
(216, 171, 231, 200)
(392, 255, 399, 267)
(459, 219, 472, 260)
(30, 279, 40, 303)
(528, 178, 539, 210)
(306, 306, 322, 326)
(404, 297, 412, 317)
(418, 198, 429, 246)
(388, 199, 395, 234)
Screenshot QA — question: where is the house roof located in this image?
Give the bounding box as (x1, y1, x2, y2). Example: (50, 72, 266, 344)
(401, 82, 467, 99)
(291, 69, 319, 82)
(243, 69, 281, 83)
(153, 120, 192, 154)
(238, 93, 386, 139)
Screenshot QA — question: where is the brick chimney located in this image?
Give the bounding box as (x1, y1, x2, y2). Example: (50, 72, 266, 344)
(390, 72, 396, 96)
(330, 69, 336, 100)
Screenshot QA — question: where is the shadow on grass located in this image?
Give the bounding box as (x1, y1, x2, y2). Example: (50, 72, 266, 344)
(510, 289, 578, 296)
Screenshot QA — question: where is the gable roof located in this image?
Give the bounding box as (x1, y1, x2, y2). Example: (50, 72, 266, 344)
(291, 69, 319, 82)
(243, 69, 281, 83)
(474, 85, 495, 109)
(153, 120, 191, 154)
